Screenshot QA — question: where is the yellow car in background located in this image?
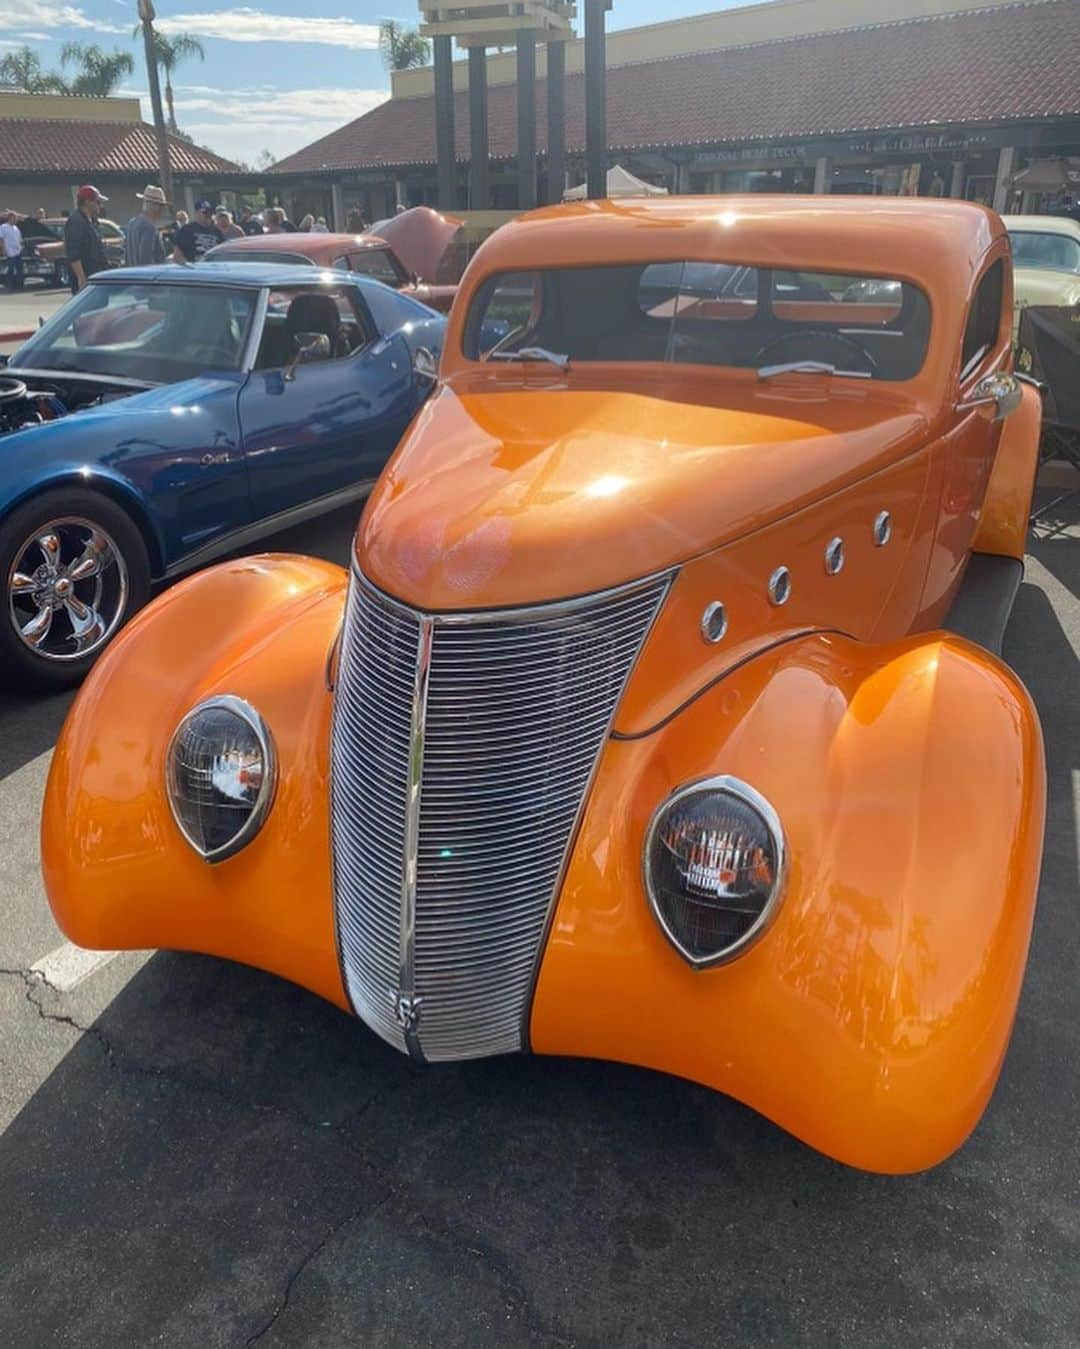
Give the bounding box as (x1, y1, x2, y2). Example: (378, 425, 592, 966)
(1005, 215, 1080, 331)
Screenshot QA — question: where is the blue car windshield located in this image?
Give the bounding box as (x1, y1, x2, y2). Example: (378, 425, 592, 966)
(15, 280, 257, 383)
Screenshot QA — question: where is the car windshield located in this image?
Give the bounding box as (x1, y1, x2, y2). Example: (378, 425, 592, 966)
(465, 262, 931, 380)
(13, 280, 258, 383)
(1009, 230, 1080, 274)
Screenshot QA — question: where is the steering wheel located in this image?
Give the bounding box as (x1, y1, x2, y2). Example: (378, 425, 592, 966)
(754, 329, 879, 375)
(0, 376, 28, 405)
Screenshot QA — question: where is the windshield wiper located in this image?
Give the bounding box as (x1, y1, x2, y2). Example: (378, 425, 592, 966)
(488, 346, 570, 370)
(757, 360, 871, 380)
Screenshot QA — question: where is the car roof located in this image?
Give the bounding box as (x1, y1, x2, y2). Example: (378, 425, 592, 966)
(208, 232, 389, 257)
(471, 195, 1003, 296)
(94, 261, 364, 288)
(1004, 215, 1080, 238)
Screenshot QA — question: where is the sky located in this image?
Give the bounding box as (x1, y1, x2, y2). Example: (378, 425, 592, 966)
(3, 1, 765, 166)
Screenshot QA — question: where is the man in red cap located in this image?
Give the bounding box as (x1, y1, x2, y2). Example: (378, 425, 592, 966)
(64, 185, 110, 293)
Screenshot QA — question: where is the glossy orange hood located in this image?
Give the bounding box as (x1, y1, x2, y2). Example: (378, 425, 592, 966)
(357, 377, 928, 610)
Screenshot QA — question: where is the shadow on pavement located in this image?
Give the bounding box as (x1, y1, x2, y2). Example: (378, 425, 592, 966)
(0, 688, 73, 784)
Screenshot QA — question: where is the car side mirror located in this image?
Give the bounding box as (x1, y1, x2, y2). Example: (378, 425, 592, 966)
(413, 345, 437, 395)
(284, 330, 331, 381)
(955, 371, 1022, 421)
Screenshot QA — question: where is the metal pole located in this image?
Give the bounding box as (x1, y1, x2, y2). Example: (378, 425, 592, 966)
(136, 0, 173, 204)
(584, 0, 608, 199)
(516, 31, 537, 211)
(546, 40, 566, 205)
(468, 46, 490, 210)
(433, 36, 456, 212)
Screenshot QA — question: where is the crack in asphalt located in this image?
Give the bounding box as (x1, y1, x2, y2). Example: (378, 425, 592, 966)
(243, 1192, 394, 1346)
(0, 965, 115, 1060)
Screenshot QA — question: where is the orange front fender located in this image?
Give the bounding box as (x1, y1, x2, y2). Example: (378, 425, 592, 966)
(41, 553, 349, 1011)
(531, 631, 1046, 1173)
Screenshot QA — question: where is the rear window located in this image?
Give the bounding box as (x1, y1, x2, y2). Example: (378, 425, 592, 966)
(465, 262, 931, 381)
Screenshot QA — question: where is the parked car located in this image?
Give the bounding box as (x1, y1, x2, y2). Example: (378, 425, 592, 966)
(24, 215, 126, 286)
(0, 262, 443, 688)
(1004, 214, 1080, 328)
(204, 206, 463, 312)
(41, 197, 1046, 1174)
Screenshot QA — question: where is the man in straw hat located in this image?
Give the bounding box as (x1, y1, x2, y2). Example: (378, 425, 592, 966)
(125, 184, 169, 267)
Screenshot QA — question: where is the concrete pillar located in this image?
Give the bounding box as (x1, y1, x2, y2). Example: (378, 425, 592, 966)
(468, 46, 490, 210)
(330, 181, 345, 231)
(546, 39, 566, 205)
(394, 178, 407, 211)
(949, 159, 966, 200)
(516, 31, 537, 210)
(433, 36, 456, 212)
(182, 182, 196, 215)
(584, 0, 608, 199)
(993, 146, 1016, 214)
(813, 157, 833, 194)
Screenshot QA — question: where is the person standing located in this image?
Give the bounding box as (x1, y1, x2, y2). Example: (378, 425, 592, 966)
(214, 208, 245, 240)
(171, 199, 224, 263)
(124, 184, 168, 267)
(298, 213, 315, 232)
(63, 185, 109, 293)
(312, 216, 329, 233)
(240, 206, 264, 236)
(0, 211, 24, 291)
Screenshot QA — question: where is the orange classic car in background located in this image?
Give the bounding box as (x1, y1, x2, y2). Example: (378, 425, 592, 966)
(42, 196, 1047, 1174)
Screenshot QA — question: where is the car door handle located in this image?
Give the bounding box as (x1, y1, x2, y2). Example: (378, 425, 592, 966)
(200, 452, 230, 467)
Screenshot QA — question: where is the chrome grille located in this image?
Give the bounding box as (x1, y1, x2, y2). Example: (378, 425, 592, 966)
(331, 569, 670, 1062)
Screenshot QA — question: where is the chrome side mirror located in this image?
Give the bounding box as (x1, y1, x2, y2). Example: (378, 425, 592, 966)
(955, 371, 1022, 421)
(284, 330, 331, 381)
(413, 345, 437, 394)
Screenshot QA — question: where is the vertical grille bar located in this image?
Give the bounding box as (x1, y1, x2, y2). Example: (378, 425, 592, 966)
(331, 571, 671, 1062)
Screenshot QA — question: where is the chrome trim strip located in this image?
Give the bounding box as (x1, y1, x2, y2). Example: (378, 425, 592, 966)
(642, 774, 787, 970)
(165, 694, 277, 864)
(165, 479, 376, 578)
(2, 366, 158, 391)
(398, 614, 433, 1062)
(241, 287, 271, 374)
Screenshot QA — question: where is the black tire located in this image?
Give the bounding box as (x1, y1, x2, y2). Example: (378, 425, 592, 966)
(0, 488, 151, 692)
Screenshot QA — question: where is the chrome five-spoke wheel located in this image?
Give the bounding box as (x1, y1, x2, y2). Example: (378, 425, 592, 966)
(9, 518, 129, 662)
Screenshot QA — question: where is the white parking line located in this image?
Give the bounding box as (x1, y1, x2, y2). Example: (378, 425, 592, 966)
(30, 942, 119, 993)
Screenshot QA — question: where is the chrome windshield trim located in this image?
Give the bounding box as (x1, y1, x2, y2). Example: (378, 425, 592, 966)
(242, 287, 271, 373)
(397, 614, 433, 1063)
(2, 366, 159, 391)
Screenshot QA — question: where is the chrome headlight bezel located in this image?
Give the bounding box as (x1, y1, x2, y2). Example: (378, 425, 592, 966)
(165, 694, 277, 863)
(643, 775, 786, 970)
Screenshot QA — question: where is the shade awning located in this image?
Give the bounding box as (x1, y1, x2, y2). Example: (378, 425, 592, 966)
(1009, 158, 1080, 192)
(563, 164, 669, 200)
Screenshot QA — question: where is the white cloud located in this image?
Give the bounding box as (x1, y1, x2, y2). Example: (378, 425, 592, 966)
(124, 84, 389, 164)
(156, 9, 381, 50)
(7, 1, 124, 32)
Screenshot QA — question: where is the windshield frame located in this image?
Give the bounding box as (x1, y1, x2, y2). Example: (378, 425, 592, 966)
(11, 277, 267, 384)
(462, 258, 933, 385)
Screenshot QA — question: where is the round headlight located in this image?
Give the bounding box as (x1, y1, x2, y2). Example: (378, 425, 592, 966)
(166, 696, 276, 862)
(644, 776, 785, 968)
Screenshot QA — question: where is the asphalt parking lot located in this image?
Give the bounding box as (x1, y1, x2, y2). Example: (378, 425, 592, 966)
(0, 495, 1077, 1348)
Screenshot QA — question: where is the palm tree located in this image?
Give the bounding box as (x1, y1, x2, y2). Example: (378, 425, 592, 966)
(60, 43, 135, 98)
(0, 46, 69, 93)
(132, 28, 205, 132)
(378, 20, 430, 72)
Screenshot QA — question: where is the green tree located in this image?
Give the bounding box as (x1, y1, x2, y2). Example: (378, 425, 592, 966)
(132, 28, 205, 132)
(378, 20, 430, 72)
(60, 43, 135, 98)
(0, 46, 69, 93)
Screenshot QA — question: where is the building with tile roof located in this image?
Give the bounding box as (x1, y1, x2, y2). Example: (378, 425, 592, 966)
(267, 0, 1080, 228)
(0, 92, 253, 223)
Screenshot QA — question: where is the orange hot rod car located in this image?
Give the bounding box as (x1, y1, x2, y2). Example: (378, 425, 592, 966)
(42, 197, 1046, 1174)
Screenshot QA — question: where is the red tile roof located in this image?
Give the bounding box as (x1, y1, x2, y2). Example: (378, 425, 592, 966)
(270, 0, 1080, 175)
(0, 118, 241, 177)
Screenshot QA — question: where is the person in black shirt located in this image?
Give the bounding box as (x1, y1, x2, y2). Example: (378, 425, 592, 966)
(171, 199, 224, 263)
(240, 206, 264, 236)
(64, 184, 110, 293)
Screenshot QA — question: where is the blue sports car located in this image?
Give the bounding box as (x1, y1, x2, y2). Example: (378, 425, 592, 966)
(0, 262, 445, 689)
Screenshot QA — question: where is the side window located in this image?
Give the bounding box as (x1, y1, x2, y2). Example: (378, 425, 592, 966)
(348, 250, 405, 285)
(254, 286, 372, 370)
(961, 260, 1004, 379)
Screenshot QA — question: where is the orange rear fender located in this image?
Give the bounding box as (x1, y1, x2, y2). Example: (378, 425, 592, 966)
(41, 553, 350, 1010)
(532, 630, 1046, 1172)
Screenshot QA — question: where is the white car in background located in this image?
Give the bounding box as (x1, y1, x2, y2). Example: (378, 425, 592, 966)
(1005, 215, 1080, 328)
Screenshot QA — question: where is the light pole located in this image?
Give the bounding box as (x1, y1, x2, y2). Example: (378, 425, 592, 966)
(137, 0, 174, 204)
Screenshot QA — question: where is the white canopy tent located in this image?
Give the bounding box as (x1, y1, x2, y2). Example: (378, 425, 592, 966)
(563, 164, 669, 201)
